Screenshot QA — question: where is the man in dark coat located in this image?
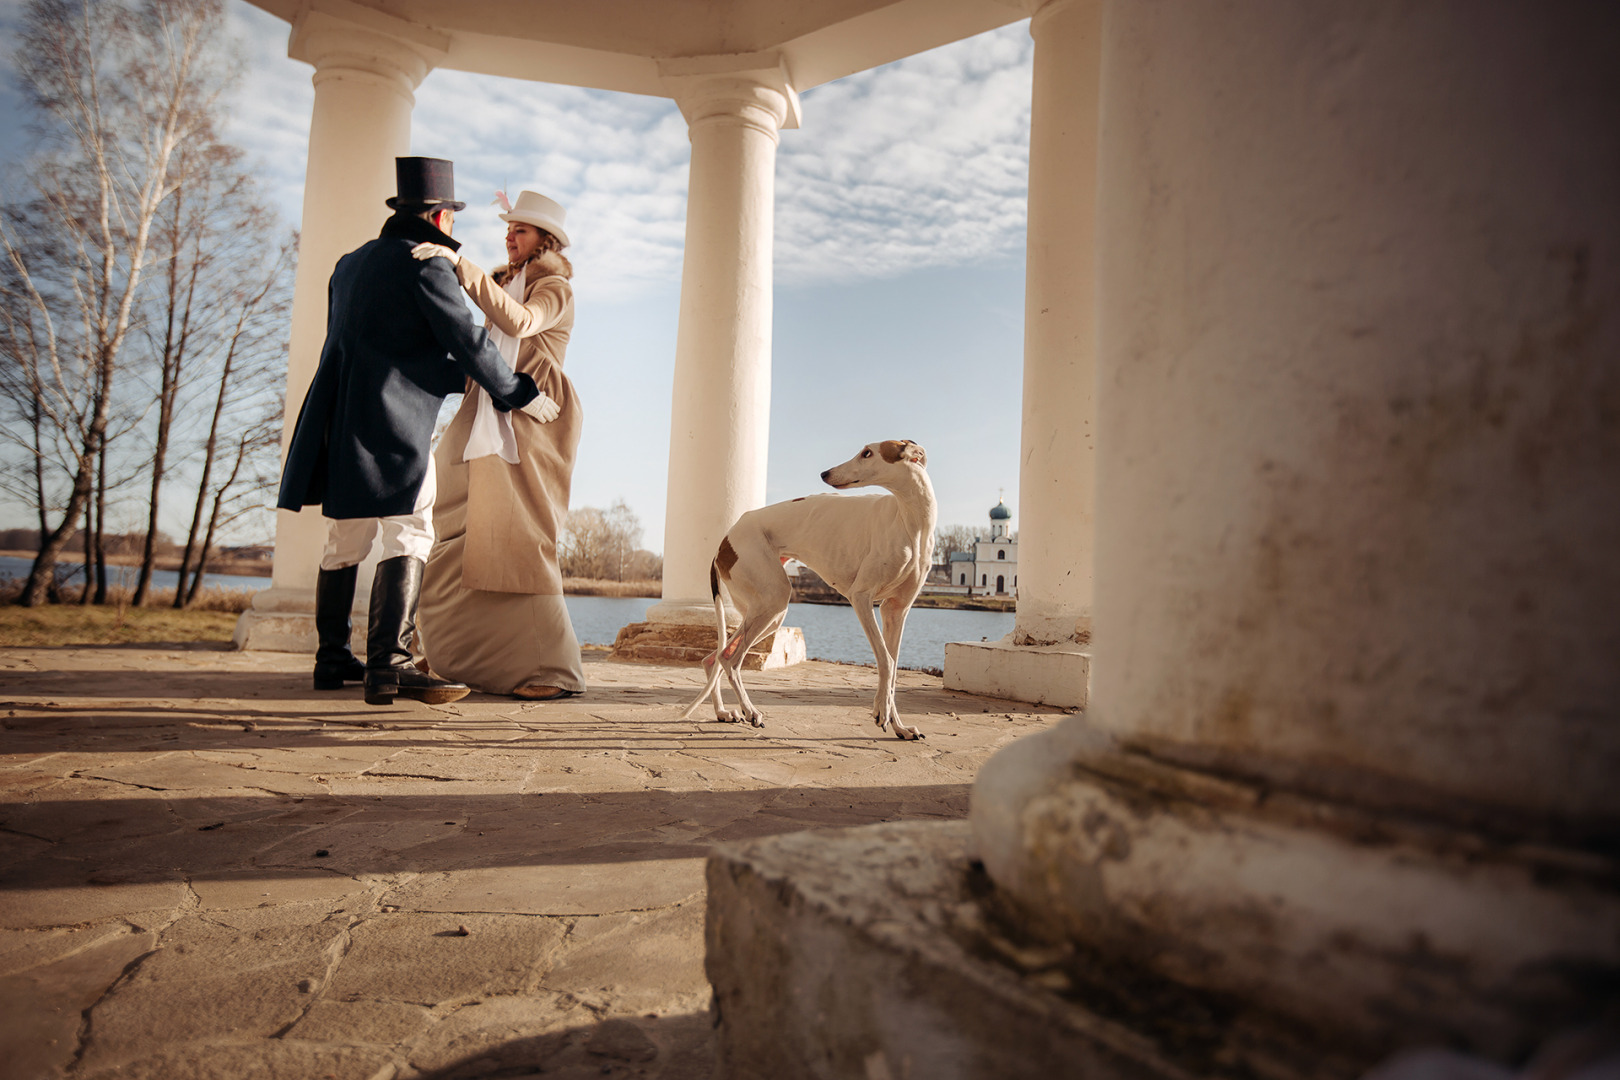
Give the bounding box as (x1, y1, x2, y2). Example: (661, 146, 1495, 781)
(278, 157, 558, 706)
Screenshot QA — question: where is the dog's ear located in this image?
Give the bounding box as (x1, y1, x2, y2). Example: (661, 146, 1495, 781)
(903, 440, 926, 467)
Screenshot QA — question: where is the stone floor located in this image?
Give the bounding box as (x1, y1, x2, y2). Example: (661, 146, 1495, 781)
(0, 644, 1067, 1080)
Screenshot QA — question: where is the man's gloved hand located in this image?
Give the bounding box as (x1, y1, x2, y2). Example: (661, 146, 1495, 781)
(411, 242, 459, 266)
(520, 392, 561, 423)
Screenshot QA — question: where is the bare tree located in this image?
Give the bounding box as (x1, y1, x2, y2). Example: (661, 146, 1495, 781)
(934, 524, 979, 563)
(0, 0, 235, 606)
(560, 500, 650, 581)
(173, 231, 292, 606)
(132, 144, 264, 604)
(603, 499, 642, 582)
(559, 506, 611, 580)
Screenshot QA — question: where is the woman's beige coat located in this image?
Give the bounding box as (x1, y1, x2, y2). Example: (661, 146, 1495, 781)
(437, 249, 581, 594)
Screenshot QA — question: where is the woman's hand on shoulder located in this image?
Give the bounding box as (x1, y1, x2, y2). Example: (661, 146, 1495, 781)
(411, 242, 458, 266)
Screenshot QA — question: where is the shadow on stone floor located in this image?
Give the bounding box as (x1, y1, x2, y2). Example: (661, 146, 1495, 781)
(411, 1010, 715, 1080)
(0, 783, 973, 887)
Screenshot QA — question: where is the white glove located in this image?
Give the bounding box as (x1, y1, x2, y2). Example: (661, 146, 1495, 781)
(410, 241, 459, 266)
(519, 392, 560, 423)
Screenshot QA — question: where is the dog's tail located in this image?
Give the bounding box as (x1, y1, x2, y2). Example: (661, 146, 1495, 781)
(679, 560, 730, 719)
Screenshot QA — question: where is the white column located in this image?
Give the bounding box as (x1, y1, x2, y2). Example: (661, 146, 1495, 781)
(943, 0, 1100, 705)
(645, 59, 797, 626)
(973, 0, 1620, 1058)
(234, 10, 443, 651)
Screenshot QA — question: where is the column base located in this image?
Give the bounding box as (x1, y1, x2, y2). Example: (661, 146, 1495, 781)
(944, 635, 1091, 708)
(611, 622, 805, 669)
(969, 721, 1620, 1068)
(233, 585, 316, 652)
(231, 584, 366, 655)
(706, 821, 1234, 1080)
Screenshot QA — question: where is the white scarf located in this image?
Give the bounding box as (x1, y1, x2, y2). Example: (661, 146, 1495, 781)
(462, 264, 526, 464)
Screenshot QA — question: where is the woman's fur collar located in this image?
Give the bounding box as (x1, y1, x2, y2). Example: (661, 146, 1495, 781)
(494, 248, 572, 285)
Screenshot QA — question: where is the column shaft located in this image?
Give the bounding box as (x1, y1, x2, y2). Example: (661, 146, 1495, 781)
(651, 80, 788, 623)
(942, 0, 1100, 705)
(1015, 0, 1100, 647)
(974, 0, 1620, 1059)
(235, 17, 434, 648)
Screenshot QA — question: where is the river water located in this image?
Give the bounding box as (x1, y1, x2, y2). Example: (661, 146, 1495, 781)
(0, 556, 1013, 670)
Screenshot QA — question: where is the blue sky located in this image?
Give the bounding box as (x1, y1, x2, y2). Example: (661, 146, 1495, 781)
(2, 0, 1034, 552)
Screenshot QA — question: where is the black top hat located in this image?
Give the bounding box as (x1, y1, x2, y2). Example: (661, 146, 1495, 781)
(386, 156, 466, 212)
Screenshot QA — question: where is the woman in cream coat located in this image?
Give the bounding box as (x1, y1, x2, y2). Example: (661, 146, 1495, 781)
(409, 190, 584, 699)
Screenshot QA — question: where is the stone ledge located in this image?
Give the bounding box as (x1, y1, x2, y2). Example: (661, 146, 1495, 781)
(704, 820, 1192, 1080)
(612, 622, 805, 670)
(944, 638, 1090, 708)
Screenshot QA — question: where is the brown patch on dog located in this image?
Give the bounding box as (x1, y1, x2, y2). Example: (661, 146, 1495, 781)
(879, 439, 926, 467)
(791, 497, 806, 502)
(715, 537, 739, 579)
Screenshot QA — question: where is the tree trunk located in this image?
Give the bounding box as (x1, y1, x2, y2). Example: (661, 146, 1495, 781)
(93, 439, 109, 604)
(78, 492, 94, 606)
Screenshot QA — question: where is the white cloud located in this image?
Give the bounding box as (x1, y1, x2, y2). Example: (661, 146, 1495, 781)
(219, 4, 1031, 302)
(776, 23, 1034, 285)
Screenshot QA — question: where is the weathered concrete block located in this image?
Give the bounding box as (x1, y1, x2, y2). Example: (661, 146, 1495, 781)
(704, 821, 1187, 1080)
(230, 609, 316, 652)
(944, 638, 1090, 708)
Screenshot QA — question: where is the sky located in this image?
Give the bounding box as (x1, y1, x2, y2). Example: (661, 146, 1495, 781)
(1, 0, 1035, 554)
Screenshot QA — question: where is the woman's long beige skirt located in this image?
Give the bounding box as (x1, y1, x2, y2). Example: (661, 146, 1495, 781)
(418, 440, 585, 696)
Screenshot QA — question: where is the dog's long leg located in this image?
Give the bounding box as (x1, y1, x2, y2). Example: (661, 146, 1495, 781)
(719, 605, 787, 728)
(682, 565, 734, 721)
(714, 560, 792, 728)
(848, 591, 911, 739)
(879, 595, 922, 739)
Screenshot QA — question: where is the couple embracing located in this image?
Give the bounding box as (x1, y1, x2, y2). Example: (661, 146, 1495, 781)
(278, 157, 585, 705)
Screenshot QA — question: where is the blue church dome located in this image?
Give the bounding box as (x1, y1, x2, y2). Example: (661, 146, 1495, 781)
(989, 501, 1012, 521)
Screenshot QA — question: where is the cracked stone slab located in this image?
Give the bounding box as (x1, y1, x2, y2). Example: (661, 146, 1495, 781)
(384, 857, 705, 917)
(285, 994, 433, 1045)
(0, 925, 156, 1080)
(77, 755, 330, 795)
(325, 910, 569, 1003)
(540, 900, 709, 1015)
(76, 1040, 394, 1080)
(0, 880, 190, 930)
(77, 916, 351, 1073)
(189, 868, 368, 910)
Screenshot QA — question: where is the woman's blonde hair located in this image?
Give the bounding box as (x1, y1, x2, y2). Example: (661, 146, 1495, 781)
(494, 228, 572, 284)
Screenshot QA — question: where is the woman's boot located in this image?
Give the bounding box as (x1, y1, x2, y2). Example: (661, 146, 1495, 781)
(364, 555, 470, 706)
(312, 565, 367, 690)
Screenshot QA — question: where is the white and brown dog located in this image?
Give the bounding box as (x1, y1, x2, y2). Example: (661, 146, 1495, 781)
(682, 439, 937, 739)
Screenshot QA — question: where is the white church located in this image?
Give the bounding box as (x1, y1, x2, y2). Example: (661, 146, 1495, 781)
(947, 500, 1018, 597)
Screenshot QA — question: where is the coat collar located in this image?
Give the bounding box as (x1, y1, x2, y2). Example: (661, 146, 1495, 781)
(494, 247, 572, 287)
(379, 211, 462, 253)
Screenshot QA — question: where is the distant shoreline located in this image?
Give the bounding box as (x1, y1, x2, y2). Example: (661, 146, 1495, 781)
(0, 551, 671, 598)
(0, 548, 272, 578)
(2, 551, 1011, 609)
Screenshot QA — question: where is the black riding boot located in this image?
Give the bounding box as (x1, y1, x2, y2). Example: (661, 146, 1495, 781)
(312, 565, 367, 690)
(363, 555, 470, 706)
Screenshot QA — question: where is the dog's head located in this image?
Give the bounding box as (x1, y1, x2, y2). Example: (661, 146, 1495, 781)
(821, 439, 928, 490)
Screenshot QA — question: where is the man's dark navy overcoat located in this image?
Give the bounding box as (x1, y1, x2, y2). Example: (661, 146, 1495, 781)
(277, 213, 539, 520)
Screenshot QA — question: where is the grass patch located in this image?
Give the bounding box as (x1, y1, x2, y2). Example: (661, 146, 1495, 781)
(562, 578, 661, 598)
(0, 577, 253, 647)
(0, 604, 238, 647)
